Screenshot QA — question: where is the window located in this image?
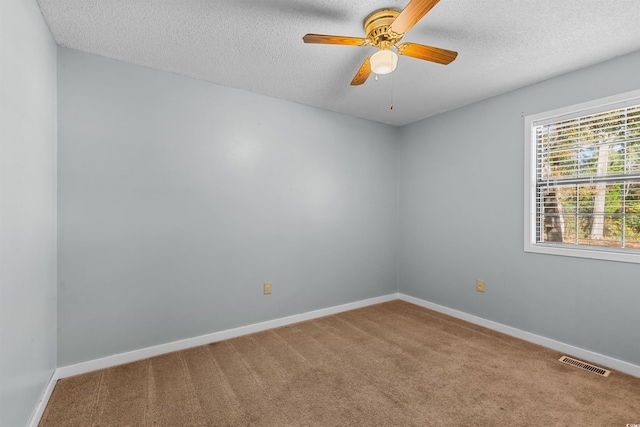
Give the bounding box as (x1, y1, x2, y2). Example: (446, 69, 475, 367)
(524, 89, 640, 263)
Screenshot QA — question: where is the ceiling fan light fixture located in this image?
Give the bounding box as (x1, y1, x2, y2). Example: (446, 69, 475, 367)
(370, 49, 398, 75)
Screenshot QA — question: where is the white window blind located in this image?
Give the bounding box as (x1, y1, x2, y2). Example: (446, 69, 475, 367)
(532, 100, 640, 253)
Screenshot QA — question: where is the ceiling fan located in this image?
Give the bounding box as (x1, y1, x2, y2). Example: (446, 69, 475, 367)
(302, 0, 458, 85)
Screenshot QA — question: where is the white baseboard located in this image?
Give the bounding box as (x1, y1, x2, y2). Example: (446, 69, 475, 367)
(56, 293, 399, 379)
(28, 369, 59, 427)
(398, 293, 640, 378)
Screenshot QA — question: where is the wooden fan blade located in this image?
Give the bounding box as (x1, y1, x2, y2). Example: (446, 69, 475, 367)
(351, 56, 372, 86)
(389, 0, 440, 35)
(303, 34, 368, 46)
(396, 42, 458, 65)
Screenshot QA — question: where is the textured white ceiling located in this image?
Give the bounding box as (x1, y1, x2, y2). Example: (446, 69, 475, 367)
(37, 0, 640, 126)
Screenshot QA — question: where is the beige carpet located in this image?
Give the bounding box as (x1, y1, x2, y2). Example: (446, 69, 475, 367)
(40, 300, 640, 426)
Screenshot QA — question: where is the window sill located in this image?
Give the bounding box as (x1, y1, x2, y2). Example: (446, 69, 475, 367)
(524, 242, 640, 264)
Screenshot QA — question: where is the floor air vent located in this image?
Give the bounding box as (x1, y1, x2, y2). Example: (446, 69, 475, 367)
(559, 356, 610, 377)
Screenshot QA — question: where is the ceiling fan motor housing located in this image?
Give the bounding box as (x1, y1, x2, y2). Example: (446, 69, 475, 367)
(364, 9, 403, 48)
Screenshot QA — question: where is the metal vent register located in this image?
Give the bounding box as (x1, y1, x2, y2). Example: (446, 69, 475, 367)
(559, 356, 610, 377)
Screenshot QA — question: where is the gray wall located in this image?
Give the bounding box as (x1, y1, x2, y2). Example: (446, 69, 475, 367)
(0, 1, 58, 425)
(399, 50, 640, 366)
(57, 48, 399, 365)
(54, 36, 640, 372)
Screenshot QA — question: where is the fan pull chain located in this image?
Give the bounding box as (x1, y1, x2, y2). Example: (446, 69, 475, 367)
(375, 74, 379, 81)
(390, 72, 394, 110)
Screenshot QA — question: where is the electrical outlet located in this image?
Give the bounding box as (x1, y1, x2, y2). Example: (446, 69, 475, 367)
(476, 279, 485, 292)
(263, 282, 272, 295)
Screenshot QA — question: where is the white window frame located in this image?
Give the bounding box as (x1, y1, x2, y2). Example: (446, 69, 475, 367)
(524, 88, 640, 264)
